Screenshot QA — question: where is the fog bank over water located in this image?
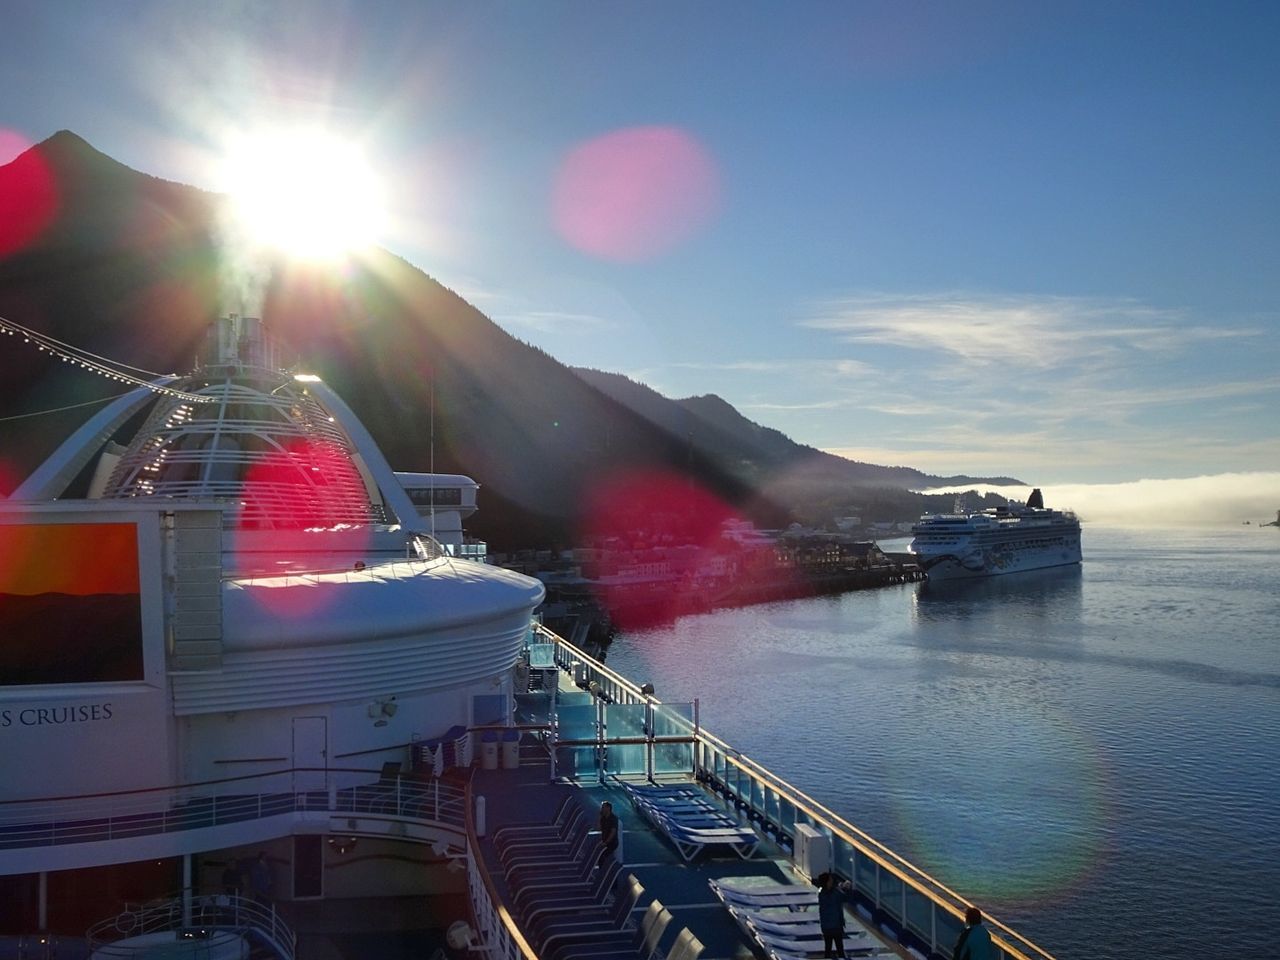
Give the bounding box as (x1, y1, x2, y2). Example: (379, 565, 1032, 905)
(917, 472, 1280, 527)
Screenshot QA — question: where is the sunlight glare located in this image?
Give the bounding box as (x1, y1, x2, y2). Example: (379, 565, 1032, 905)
(218, 129, 386, 260)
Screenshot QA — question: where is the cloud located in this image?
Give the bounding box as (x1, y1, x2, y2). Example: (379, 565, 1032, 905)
(493, 309, 615, 334)
(667, 360, 796, 373)
(801, 292, 1255, 369)
(741, 400, 843, 411)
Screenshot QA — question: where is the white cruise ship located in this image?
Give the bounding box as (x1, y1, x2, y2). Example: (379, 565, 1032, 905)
(910, 489, 1082, 580)
(1, 316, 1062, 960)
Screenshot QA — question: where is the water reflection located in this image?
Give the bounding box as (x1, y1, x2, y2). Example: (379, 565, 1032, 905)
(914, 563, 1084, 615)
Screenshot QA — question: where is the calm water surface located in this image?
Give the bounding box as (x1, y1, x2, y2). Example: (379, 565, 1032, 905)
(603, 526, 1280, 960)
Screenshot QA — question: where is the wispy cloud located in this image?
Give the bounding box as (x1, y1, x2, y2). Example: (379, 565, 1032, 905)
(667, 360, 797, 373)
(493, 310, 616, 334)
(801, 292, 1256, 369)
(741, 400, 844, 411)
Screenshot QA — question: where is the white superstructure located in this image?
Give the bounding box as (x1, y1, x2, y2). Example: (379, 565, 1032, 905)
(0, 316, 543, 941)
(909, 488, 1082, 580)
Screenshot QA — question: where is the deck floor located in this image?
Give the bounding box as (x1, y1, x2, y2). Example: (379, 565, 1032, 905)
(473, 725, 900, 960)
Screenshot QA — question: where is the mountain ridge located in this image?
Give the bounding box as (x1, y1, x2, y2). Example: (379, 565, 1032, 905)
(573, 367, 1021, 491)
(1, 131, 1019, 545)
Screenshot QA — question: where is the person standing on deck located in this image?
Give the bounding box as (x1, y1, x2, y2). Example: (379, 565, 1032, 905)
(814, 871, 853, 958)
(952, 906, 994, 960)
(598, 800, 619, 865)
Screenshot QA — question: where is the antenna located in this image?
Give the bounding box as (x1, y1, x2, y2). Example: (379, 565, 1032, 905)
(429, 371, 437, 544)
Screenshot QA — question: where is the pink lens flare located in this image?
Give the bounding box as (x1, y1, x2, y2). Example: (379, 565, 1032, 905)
(231, 439, 374, 619)
(579, 468, 797, 628)
(553, 126, 720, 262)
(0, 130, 58, 257)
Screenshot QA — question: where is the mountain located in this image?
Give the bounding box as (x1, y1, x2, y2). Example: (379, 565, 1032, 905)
(0, 132, 1011, 547)
(572, 368, 1020, 523)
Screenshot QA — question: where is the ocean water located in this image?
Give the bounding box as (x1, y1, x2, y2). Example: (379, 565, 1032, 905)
(602, 526, 1280, 959)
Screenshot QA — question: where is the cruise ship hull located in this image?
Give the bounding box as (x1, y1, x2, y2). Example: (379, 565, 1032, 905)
(916, 542, 1082, 580)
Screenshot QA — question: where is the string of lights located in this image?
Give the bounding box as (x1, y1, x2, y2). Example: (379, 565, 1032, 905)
(0, 314, 214, 403)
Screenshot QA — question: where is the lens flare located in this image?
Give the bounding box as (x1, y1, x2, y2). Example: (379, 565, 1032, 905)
(888, 706, 1111, 907)
(0, 130, 58, 257)
(579, 469, 790, 627)
(553, 126, 720, 262)
(230, 439, 374, 618)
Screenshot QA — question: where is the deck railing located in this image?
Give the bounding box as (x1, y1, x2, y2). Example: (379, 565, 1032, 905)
(85, 892, 296, 960)
(464, 795, 540, 960)
(0, 768, 466, 852)
(538, 625, 1059, 960)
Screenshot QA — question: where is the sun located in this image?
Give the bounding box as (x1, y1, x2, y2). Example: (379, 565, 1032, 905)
(218, 128, 387, 261)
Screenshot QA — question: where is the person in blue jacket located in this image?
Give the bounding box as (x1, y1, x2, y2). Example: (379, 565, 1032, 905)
(814, 871, 854, 958)
(952, 906, 993, 960)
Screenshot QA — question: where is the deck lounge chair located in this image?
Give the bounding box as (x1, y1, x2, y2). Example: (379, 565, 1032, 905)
(665, 927, 705, 960)
(518, 861, 626, 927)
(619, 781, 711, 802)
(644, 811, 759, 861)
(543, 898, 673, 960)
(500, 815, 594, 872)
(495, 801, 589, 859)
(505, 835, 603, 889)
(709, 877, 818, 912)
(512, 856, 621, 918)
(533, 874, 647, 953)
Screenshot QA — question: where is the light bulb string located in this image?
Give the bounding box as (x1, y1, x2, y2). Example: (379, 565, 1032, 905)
(0, 314, 213, 403)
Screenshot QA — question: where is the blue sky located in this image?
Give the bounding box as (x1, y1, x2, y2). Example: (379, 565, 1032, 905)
(3, 1, 1278, 486)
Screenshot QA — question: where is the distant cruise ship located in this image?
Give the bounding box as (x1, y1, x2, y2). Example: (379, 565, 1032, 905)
(910, 489, 1082, 580)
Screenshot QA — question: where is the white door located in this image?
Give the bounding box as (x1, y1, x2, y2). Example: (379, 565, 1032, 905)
(292, 716, 328, 792)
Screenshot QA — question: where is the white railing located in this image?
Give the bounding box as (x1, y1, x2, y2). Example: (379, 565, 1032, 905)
(0, 768, 466, 851)
(464, 798, 539, 960)
(86, 892, 295, 960)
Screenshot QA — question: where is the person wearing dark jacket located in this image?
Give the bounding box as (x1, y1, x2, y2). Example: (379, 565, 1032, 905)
(814, 871, 854, 958)
(952, 906, 993, 960)
(598, 801, 619, 865)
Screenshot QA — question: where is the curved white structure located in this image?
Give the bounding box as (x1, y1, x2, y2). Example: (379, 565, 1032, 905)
(909, 489, 1082, 580)
(0, 316, 542, 940)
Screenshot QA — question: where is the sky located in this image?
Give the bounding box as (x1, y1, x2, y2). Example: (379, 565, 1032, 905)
(2, 1, 1278, 496)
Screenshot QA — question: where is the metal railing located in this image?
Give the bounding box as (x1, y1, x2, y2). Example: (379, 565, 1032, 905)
(464, 797, 539, 960)
(538, 625, 1060, 960)
(86, 892, 296, 960)
(0, 768, 466, 851)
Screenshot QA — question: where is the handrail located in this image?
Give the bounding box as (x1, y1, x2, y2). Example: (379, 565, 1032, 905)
(0, 753, 449, 808)
(0, 767, 467, 850)
(463, 778, 539, 960)
(544, 628, 1059, 960)
(86, 892, 296, 960)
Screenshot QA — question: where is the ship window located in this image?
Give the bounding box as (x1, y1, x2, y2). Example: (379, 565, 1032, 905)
(406, 487, 463, 507)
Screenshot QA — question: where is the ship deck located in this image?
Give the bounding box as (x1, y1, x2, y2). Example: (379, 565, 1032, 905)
(474, 754, 804, 960)
(462, 666, 907, 960)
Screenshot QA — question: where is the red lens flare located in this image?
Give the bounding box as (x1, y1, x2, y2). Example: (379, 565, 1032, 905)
(0, 131, 58, 258)
(553, 126, 720, 262)
(579, 469, 793, 628)
(231, 439, 374, 619)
